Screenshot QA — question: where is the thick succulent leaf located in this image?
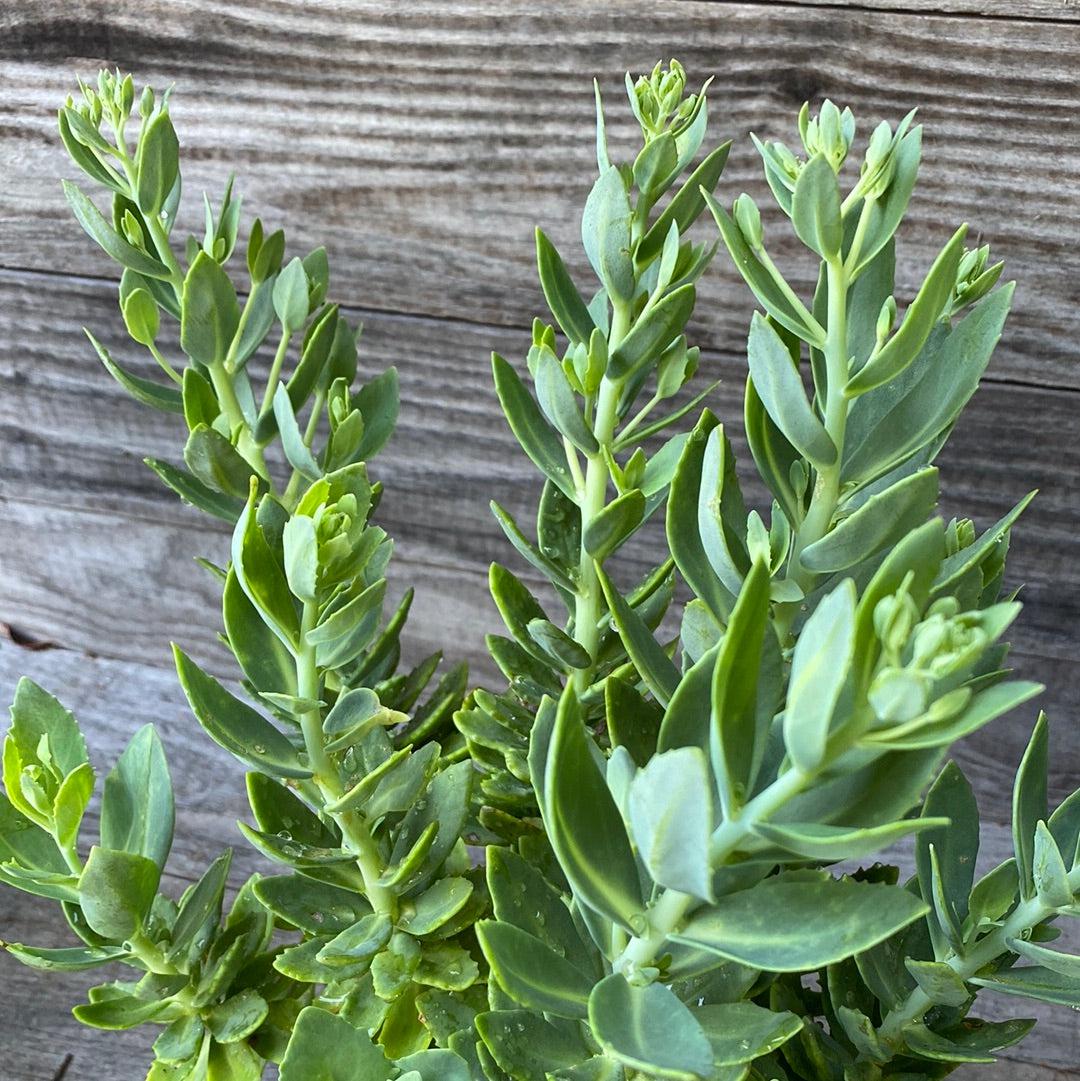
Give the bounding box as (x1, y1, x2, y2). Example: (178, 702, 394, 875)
(279, 1005, 391, 1081)
(791, 154, 842, 260)
(710, 561, 771, 815)
(173, 646, 310, 780)
(100, 724, 174, 871)
(628, 747, 714, 901)
(672, 875, 928, 971)
(783, 580, 855, 773)
(597, 566, 679, 706)
(477, 1009, 591, 1081)
(78, 845, 160, 941)
(842, 286, 1013, 487)
(800, 468, 939, 574)
(666, 410, 734, 621)
(693, 1001, 803, 1065)
(916, 761, 979, 951)
(254, 873, 370, 935)
(845, 225, 966, 397)
(486, 847, 592, 971)
(543, 689, 643, 931)
(588, 974, 714, 1081)
(1013, 714, 1049, 901)
(697, 425, 751, 597)
(746, 313, 835, 467)
(476, 920, 592, 1018)
(3, 942, 129, 972)
(754, 817, 948, 861)
(903, 1018, 1035, 1064)
(86, 331, 183, 413)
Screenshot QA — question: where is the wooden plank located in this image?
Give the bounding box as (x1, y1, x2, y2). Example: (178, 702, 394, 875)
(2, 270, 1078, 804)
(0, 642, 1075, 1079)
(761, 0, 1080, 22)
(0, 2, 1079, 390)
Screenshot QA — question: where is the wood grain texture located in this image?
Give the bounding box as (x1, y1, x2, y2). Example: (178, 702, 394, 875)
(754, 0, 1080, 22)
(1, 1, 1079, 389)
(2, 266, 1079, 805)
(1, 641, 1076, 1080)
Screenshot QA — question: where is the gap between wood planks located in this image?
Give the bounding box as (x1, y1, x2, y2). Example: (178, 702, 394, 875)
(681, 0, 1080, 28)
(2, 263, 1077, 401)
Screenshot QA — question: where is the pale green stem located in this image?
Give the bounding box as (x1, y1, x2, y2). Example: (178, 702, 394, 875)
(297, 601, 395, 917)
(755, 245, 826, 342)
(875, 863, 1080, 1051)
(282, 391, 325, 508)
(564, 436, 587, 496)
(571, 303, 630, 691)
(223, 282, 263, 376)
(618, 392, 662, 445)
(207, 360, 269, 480)
(147, 341, 183, 385)
(775, 256, 850, 639)
(259, 329, 292, 418)
(842, 197, 877, 278)
(615, 767, 809, 974)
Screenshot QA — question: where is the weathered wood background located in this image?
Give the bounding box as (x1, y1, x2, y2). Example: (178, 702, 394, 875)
(2, 1, 1079, 1077)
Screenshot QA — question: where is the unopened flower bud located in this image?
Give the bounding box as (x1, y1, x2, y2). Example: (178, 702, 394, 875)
(798, 99, 855, 172)
(875, 296, 897, 347)
(734, 194, 763, 250)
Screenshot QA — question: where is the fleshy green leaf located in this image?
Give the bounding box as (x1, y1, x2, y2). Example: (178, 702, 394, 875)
(78, 845, 160, 940)
(801, 468, 939, 574)
(476, 920, 592, 1018)
(1013, 713, 1049, 901)
(672, 876, 928, 971)
(711, 560, 771, 815)
(279, 1005, 392, 1081)
(181, 251, 240, 366)
(752, 311, 834, 466)
(101, 724, 174, 871)
(588, 974, 713, 1081)
(536, 228, 596, 344)
(543, 689, 643, 932)
(492, 353, 574, 497)
(628, 747, 714, 901)
(783, 580, 855, 773)
(173, 646, 311, 779)
(791, 154, 842, 260)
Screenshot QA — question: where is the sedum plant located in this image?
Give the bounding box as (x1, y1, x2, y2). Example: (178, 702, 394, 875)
(2, 69, 477, 1079)
(0, 60, 1078, 1081)
(465, 76, 1080, 1081)
(457, 61, 729, 841)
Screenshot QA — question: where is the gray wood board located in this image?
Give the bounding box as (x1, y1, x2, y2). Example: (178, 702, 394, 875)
(0, 2, 1078, 389)
(1, 268, 1078, 805)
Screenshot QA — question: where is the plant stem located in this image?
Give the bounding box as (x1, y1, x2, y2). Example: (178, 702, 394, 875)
(775, 256, 850, 639)
(571, 303, 629, 691)
(207, 360, 269, 480)
(148, 342, 183, 385)
(259, 329, 292, 418)
(615, 766, 808, 974)
(223, 282, 262, 376)
(874, 864, 1080, 1051)
(296, 601, 396, 917)
(127, 929, 180, 976)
